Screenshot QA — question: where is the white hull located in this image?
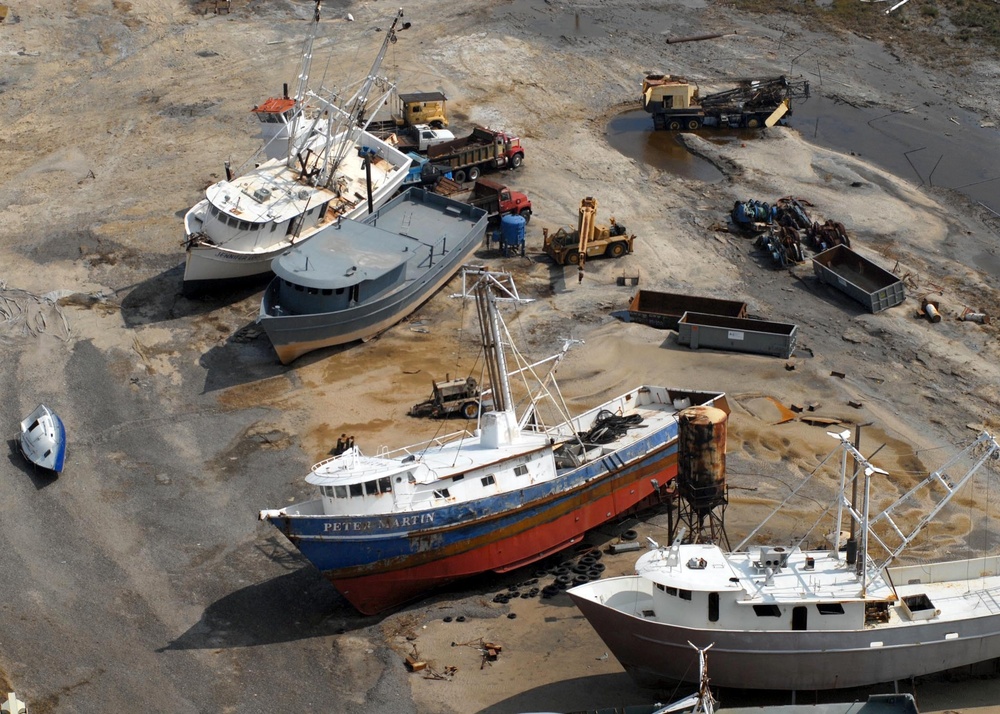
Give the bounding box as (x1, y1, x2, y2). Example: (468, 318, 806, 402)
(571, 569, 1000, 690)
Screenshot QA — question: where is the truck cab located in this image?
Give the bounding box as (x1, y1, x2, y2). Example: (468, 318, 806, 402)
(411, 124, 455, 152)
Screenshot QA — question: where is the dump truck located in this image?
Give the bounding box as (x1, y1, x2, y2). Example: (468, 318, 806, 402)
(408, 376, 492, 419)
(543, 197, 635, 270)
(433, 178, 532, 224)
(642, 74, 809, 130)
(426, 126, 525, 183)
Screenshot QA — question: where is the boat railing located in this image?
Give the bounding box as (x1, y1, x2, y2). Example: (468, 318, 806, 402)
(311, 430, 477, 471)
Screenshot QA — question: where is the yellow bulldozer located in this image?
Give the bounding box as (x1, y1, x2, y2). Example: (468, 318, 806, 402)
(542, 198, 635, 279)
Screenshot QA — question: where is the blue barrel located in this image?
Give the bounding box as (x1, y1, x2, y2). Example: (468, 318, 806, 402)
(500, 214, 526, 249)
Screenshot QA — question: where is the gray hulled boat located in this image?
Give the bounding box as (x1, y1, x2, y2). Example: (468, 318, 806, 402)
(259, 187, 488, 363)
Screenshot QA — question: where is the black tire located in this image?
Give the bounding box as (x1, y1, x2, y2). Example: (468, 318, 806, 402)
(747, 117, 761, 129)
(452, 169, 467, 183)
(653, 115, 666, 130)
(573, 573, 590, 585)
(605, 241, 627, 259)
(520, 209, 531, 224)
(580, 555, 597, 566)
(621, 529, 638, 541)
(461, 402, 479, 420)
(590, 562, 606, 572)
(686, 118, 700, 130)
(468, 166, 481, 181)
(573, 563, 590, 574)
(565, 250, 580, 266)
(668, 120, 682, 131)
(556, 573, 574, 587)
(510, 153, 523, 169)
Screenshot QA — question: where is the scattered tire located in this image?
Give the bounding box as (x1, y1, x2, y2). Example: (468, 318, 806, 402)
(556, 573, 574, 587)
(520, 592, 531, 599)
(542, 584, 560, 597)
(572, 563, 590, 574)
(554, 566, 571, 576)
(534, 569, 549, 579)
(443, 616, 453, 623)
(573, 573, 590, 585)
(507, 612, 517, 619)
(621, 529, 638, 541)
(456, 616, 466, 622)
(528, 587, 540, 597)
(589, 550, 603, 561)
(590, 562, 606, 573)
(580, 555, 597, 566)
(508, 584, 520, 592)
(588, 570, 603, 581)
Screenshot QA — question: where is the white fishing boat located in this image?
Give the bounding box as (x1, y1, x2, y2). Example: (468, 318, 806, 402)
(182, 2, 412, 292)
(569, 429, 1000, 691)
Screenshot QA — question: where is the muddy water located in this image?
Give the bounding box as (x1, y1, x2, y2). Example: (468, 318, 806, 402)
(605, 109, 727, 182)
(790, 94, 1000, 216)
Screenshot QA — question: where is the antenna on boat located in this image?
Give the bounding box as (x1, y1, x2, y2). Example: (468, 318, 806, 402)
(826, 429, 1000, 589)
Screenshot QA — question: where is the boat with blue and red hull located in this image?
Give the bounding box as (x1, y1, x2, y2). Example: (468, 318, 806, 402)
(260, 271, 728, 615)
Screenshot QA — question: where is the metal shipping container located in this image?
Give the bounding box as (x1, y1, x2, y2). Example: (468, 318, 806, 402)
(812, 244, 905, 313)
(677, 311, 798, 359)
(627, 290, 748, 331)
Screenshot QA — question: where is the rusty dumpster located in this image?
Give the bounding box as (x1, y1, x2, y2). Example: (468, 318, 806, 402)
(627, 290, 748, 331)
(677, 312, 798, 359)
(812, 244, 905, 313)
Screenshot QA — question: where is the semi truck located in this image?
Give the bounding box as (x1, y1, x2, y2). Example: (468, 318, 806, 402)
(434, 178, 532, 224)
(426, 126, 525, 183)
(641, 74, 809, 130)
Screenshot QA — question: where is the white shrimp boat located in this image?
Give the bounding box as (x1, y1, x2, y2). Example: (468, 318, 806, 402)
(182, 2, 411, 292)
(569, 429, 1000, 691)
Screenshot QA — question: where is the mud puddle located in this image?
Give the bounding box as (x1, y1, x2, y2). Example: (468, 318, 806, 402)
(606, 110, 746, 182)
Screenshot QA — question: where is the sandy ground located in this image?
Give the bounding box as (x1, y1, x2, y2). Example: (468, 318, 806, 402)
(2, 0, 1000, 712)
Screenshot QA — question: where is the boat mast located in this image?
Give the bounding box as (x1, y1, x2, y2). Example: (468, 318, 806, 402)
(477, 277, 514, 414)
(287, 0, 323, 170)
(314, 8, 404, 188)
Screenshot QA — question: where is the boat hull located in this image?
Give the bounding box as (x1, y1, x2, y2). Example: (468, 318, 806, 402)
(262, 389, 728, 614)
(568, 575, 1000, 690)
(19, 404, 67, 473)
(258, 189, 488, 364)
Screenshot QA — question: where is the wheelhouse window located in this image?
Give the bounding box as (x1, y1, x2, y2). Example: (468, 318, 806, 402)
(365, 480, 379, 496)
(378, 477, 391, 493)
(434, 488, 451, 499)
(514, 464, 529, 477)
(753, 604, 782, 617)
(334, 485, 348, 498)
(481, 475, 496, 486)
(817, 603, 845, 615)
(679, 589, 692, 601)
(349, 483, 363, 497)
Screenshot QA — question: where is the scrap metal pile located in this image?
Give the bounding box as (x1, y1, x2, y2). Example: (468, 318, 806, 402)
(730, 196, 852, 268)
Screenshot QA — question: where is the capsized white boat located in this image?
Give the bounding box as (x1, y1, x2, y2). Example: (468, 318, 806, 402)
(569, 429, 1000, 691)
(19, 404, 66, 473)
(182, 2, 412, 291)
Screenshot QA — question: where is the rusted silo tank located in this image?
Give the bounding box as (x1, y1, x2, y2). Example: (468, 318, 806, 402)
(677, 406, 728, 512)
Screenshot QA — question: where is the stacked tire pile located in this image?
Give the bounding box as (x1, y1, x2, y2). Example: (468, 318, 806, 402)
(491, 545, 612, 607)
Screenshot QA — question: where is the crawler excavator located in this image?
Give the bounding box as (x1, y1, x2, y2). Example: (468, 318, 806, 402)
(542, 197, 635, 281)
